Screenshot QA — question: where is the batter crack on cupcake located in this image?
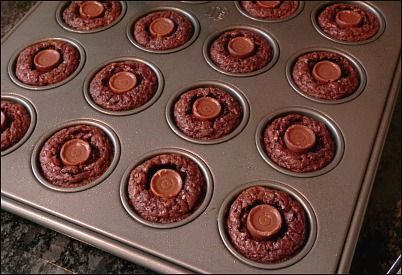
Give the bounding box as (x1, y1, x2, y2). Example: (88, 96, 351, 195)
(39, 124, 113, 188)
(292, 51, 360, 100)
(134, 10, 194, 50)
(89, 60, 158, 111)
(1, 100, 31, 151)
(173, 87, 242, 140)
(209, 29, 272, 74)
(226, 186, 307, 263)
(15, 40, 80, 86)
(317, 3, 380, 42)
(127, 153, 206, 224)
(263, 113, 335, 173)
(62, 1, 122, 31)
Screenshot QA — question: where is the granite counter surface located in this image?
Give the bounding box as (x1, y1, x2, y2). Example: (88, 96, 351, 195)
(1, 1, 400, 274)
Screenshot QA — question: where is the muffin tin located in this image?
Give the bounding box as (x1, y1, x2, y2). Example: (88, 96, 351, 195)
(1, 1, 401, 273)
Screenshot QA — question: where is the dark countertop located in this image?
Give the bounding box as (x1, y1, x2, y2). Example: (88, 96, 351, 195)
(1, 2, 400, 274)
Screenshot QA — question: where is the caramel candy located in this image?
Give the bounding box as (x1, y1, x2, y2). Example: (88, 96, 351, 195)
(228, 37, 255, 59)
(312, 60, 342, 82)
(1, 111, 6, 131)
(34, 49, 61, 72)
(284, 124, 316, 154)
(79, 1, 105, 19)
(192, 97, 222, 120)
(256, 1, 281, 9)
(108, 71, 137, 94)
(60, 139, 91, 166)
(247, 204, 282, 240)
(149, 18, 175, 37)
(150, 169, 183, 198)
(335, 10, 362, 28)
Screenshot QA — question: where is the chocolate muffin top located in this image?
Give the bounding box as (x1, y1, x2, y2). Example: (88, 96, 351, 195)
(240, 1, 300, 20)
(127, 153, 206, 224)
(291, 51, 360, 100)
(39, 124, 113, 188)
(263, 114, 335, 173)
(15, 40, 80, 86)
(62, 1, 122, 31)
(134, 10, 194, 51)
(317, 3, 380, 42)
(209, 29, 273, 74)
(173, 87, 242, 140)
(227, 186, 307, 264)
(89, 60, 158, 111)
(1, 100, 31, 151)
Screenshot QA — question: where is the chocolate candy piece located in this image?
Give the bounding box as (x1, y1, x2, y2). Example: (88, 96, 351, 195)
(335, 10, 362, 28)
(60, 138, 91, 166)
(33, 49, 61, 72)
(150, 169, 183, 198)
(79, 1, 105, 19)
(108, 71, 137, 94)
(284, 124, 316, 154)
(1, 111, 6, 131)
(149, 18, 175, 37)
(256, 1, 282, 9)
(312, 60, 342, 83)
(192, 97, 222, 120)
(246, 204, 282, 240)
(227, 37, 255, 59)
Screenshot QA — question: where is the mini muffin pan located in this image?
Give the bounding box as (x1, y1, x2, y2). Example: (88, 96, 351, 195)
(1, 1, 401, 274)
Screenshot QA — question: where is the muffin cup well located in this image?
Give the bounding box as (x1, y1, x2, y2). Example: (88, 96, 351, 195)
(218, 180, 317, 269)
(1, 94, 37, 156)
(31, 119, 120, 192)
(256, 107, 345, 177)
(165, 81, 250, 145)
(120, 148, 214, 229)
(203, 25, 279, 77)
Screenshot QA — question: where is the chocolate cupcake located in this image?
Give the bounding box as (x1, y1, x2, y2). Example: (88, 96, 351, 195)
(15, 39, 80, 86)
(263, 114, 335, 173)
(292, 51, 360, 100)
(173, 87, 242, 140)
(317, 3, 380, 42)
(62, 1, 122, 31)
(133, 10, 194, 51)
(226, 186, 307, 264)
(39, 124, 113, 188)
(1, 100, 31, 151)
(240, 1, 300, 20)
(209, 29, 272, 74)
(127, 153, 206, 224)
(89, 60, 158, 111)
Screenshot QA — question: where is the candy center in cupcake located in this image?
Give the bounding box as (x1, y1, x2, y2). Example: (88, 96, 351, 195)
(256, 1, 282, 9)
(1, 111, 6, 131)
(108, 71, 137, 93)
(192, 97, 222, 120)
(312, 60, 342, 82)
(149, 18, 175, 37)
(60, 138, 91, 166)
(284, 124, 316, 154)
(228, 37, 256, 58)
(150, 169, 183, 198)
(247, 204, 282, 240)
(335, 10, 362, 28)
(34, 49, 61, 72)
(79, 1, 105, 19)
